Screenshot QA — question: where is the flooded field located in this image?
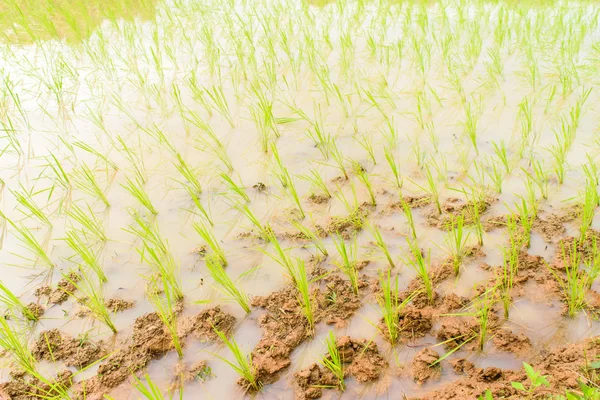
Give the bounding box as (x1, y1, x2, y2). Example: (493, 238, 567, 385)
(1, 0, 600, 398)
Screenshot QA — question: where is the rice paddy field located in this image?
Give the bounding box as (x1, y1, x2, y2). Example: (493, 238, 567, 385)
(3, 0, 600, 398)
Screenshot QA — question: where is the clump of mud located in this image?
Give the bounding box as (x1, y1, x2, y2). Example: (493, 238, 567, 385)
(0, 370, 73, 400)
(419, 338, 600, 399)
(70, 306, 235, 399)
(31, 329, 104, 368)
(492, 329, 531, 354)
(383, 195, 433, 213)
(294, 336, 386, 399)
(25, 302, 44, 320)
(105, 298, 135, 312)
(325, 202, 373, 237)
(412, 348, 441, 384)
(426, 197, 493, 230)
(170, 360, 213, 391)
(251, 275, 364, 387)
(34, 272, 80, 304)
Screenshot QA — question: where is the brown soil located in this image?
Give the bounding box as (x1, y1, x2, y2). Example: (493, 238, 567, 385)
(492, 329, 531, 355)
(384, 195, 433, 213)
(178, 305, 236, 341)
(412, 348, 441, 384)
(414, 338, 600, 399)
(554, 230, 600, 267)
(482, 215, 507, 231)
(426, 197, 493, 230)
(308, 193, 330, 204)
(69, 306, 235, 399)
(25, 302, 44, 320)
(31, 329, 104, 368)
(436, 317, 480, 349)
(316, 274, 363, 327)
(294, 336, 386, 399)
(0, 370, 73, 400)
(378, 306, 434, 343)
(250, 274, 364, 388)
(325, 202, 373, 237)
(105, 298, 135, 312)
(34, 285, 51, 297)
(170, 360, 212, 391)
(251, 285, 312, 386)
(533, 215, 566, 243)
(43, 272, 80, 304)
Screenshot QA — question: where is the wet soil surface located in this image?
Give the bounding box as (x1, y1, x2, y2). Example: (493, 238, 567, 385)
(250, 272, 364, 388)
(0, 306, 236, 400)
(415, 338, 600, 399)
(294, 336, 386, 399)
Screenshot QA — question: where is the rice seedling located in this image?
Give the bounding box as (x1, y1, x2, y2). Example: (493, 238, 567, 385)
(384, 145, 403, 190)
(73, 140, 118, 172)
(492, 141, 510, 174)
(499, 247, 518, 319)
(449, 286, 496, 352)
(64, 271, 117, 334)
(368, 222, 395, 268)
(205, 255, 250, 313)
(67, 202, 107, 242)
(464, 100, 480, 154)
(11, 185, 52, 228)
(550, 240, 588, 317)
(0, 317, 37, 374)
(71, 164, 110, 207)
(237, 203, 270, 240)
(0, 280, 38, 321)
(112, 134, 148, 184)
(321, 331, 345, 391)
(377, 270, 414, 344)
(291, 220, 328, 257)
(213, 327, 260, 392)
(352, 161, 376, 206)
(201, 85, 234, 127)
(270, 143, 305, 219)
(121, 176, 157, 215)
(193, 221, 227, 267)
(328, 138, 349, 180)
(473, 286, 496, 351)
(580, 178, 598, 241)
(185, 185, 213, 226)
(147, 274, 183, 357)
(446, 213, 470, 275)
(412, 166, 441, 215)
(172, 152, 203, 197)
(299, 167, 331, 200)
(333, 234, 359, 295)
(188, 112, 233, 172)
(400, 198, 418, 240)
(262, 229, 296, 278)
(63, 230, 107, 283)
(406, 237, 433, 305)
(355, 134, 376, 165)
(43, 153, 72, 206)
(8, 219, 54, 269)
(220, 173, 250, 204)
(289, 258, 315, 334)
(521, 160, 549, 201)
(514, 198, 534, 248)
(134, 374, 171, 400)
(128, 214, 183, 300)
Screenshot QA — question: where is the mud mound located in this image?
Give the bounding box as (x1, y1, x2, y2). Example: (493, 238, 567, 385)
(32, 329, 103, 368)
(294, 337, 386, 399)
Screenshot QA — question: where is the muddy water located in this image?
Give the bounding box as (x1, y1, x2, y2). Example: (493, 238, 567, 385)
(1, 0, 600, 398)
